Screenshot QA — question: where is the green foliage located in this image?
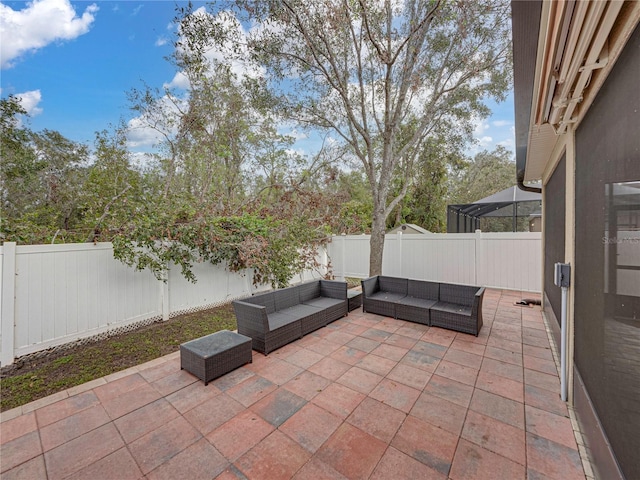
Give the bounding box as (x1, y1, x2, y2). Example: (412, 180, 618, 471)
(448, 145, 516, 204)
(113, 212, 326, 288)
(1, 97, 91, 243)
(184, 0, 513, 274)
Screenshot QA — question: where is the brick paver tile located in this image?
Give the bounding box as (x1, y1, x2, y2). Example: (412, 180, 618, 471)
(308, 356, 352, 381)
(283, 370, 331, 401)
(92, 373, 148, 403)
(346, 396, 405, 443)
(65, 447, 143, 480)
(476, 370, 524, 403)
(249, 388, 307, 427)
(461, 410, 526, 465)
(35, 391, 100, 427)
(346, 336, 380, 353)
(114, 398, 180, 444)
(0, 411, 37, 445)
(525, 405, 577, 449)
(524, 384, 568, 417)
(43, 423, 124, 479)
(183, 393, 244, 436)
(424, 374, 474, 408)
(146, 438, 227, 480)
(128, 416, 202, 475)
(312, 383, 366, 419)
(481, 357, 524, 382)
(386, 363, 432, 390)
(207, 409, 274, 460)
(0, 455, 46, 480)
(291, 457, 348, 480)
(434, 359, 479, 386)
(280, 402, 342, 453)
(40, 403, 111, 451)
(336, 366, 383, 394)
(524, 368, 560, 393)
(164, 381, 223, 414)
(226, 375, 277, 408)
(100, 382, 163, 420)
(469, 388, 524, 429)
(235, 430, 310, 480)
(282, 348, 325, 369)
(526, 432, 584, 480)
(329, 345, 368, 366)
(317, 423, 387, 480)
(370, 446, 446, 480)
(449, 438, 526, 480)
(410, 392, 468, 436)
(0, 431, 42, 474)
(356, 353, 397, 376)
(369, 378, 421, 413)
(391, 414, 458, 476)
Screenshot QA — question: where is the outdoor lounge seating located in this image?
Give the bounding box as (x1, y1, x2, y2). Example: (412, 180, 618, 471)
(361, 275, 485, 336)
(232, 279, 348, 354)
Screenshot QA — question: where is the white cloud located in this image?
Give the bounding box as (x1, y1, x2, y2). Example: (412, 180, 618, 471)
(492, 120, 512, 127)
(473, 119, 490, 138)
(16, 89, 43, 116)
(126, 93, 186, 150)
(155, 36, 168, 47)
(477, 135, 493, 148)
(0, 0, 98, 68)
(164, 71, 190, 90)
(126, 116, 165, 149)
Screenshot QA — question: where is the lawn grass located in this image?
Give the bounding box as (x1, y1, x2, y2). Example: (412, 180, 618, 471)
(0, 303, 237, 412)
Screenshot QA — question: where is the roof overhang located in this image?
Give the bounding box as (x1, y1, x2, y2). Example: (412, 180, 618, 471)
(511, 0, 640, 187)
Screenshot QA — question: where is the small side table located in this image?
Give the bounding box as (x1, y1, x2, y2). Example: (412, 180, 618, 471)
(347, 289, 362, 312)
(180, 330, 252, 385)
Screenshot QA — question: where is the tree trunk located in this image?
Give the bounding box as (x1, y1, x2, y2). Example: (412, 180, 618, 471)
(369, 209, 387, 276)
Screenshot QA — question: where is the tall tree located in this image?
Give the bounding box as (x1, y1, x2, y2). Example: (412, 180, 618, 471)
(178, 0, 512, 275)
(1, 96, 90, 243)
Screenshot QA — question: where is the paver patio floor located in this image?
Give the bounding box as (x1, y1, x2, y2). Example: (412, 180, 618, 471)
(0, 289, 587, 479)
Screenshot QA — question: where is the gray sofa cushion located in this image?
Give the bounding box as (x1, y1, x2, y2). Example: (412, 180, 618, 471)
(378, 276, 408, 295)
(299, 281, 321, 302)
(439, 283, 479, 307)
(244, 293, 276, 313)
(407, 279, 439, 300)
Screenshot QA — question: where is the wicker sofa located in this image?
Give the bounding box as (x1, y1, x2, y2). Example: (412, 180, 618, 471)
(232, 279, 348, 354)
(361, 276, 485, 336)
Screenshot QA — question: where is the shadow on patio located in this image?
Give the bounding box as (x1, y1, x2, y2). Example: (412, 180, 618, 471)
(0, 289, 587, 479)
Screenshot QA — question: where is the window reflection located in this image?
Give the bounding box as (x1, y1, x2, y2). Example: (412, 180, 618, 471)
(604, 181, 640, 304)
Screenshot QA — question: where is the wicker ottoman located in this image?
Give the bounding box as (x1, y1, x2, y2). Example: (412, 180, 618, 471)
(347, 289, 363, 311)
(180, 330, 252, 385)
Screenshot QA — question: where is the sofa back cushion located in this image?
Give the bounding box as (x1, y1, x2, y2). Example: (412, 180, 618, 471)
(274, 286, 301, 310)
(378, 276, 408, 295)
(299, 281, 321, 302)
(408, 280, 439, 300)
(439, 283, 480, 307)
(244, 293, 276, 313)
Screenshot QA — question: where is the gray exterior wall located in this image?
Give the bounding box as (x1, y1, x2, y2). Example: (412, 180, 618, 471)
(543, 154, 566, 327)
(573, 23, 640, 479)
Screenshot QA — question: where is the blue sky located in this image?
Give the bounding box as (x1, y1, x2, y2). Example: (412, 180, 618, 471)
(0, 0, 516, 158)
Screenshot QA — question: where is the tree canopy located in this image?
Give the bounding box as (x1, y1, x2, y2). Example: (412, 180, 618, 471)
(1, 0, 515, 286)
(177, 0, 513, 275)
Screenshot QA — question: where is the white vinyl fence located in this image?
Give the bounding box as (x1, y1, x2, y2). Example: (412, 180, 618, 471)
(328, 231, 541, 292)
(0, 242, 325, 366)
(0, 232, 540, 366)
